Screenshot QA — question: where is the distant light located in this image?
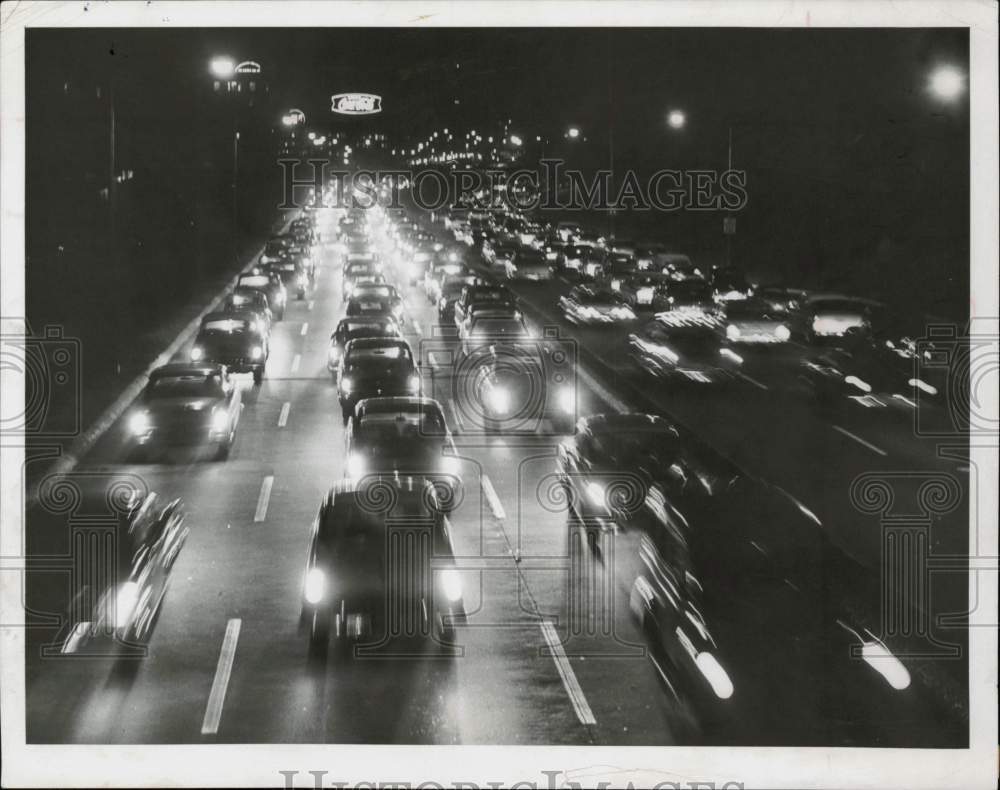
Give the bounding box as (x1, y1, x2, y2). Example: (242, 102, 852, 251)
(929, 66, 965, 101)
(510, 135, 523, 146)
(567, 126, 581, 139)
(308, 132, 316, 140)
(667, 110, 686, 130)
(209, 56, 236, 79)
(281, 115, 294, 126)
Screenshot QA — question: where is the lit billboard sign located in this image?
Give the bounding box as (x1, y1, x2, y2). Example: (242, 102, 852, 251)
(331, 93, 382, 115)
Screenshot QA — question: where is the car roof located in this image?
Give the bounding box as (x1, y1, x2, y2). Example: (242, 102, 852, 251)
(149, 362, 222, 379)
(201, 311, 251, 324)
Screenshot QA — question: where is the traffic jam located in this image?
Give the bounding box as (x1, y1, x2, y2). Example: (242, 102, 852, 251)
(26, 170, 968, 748)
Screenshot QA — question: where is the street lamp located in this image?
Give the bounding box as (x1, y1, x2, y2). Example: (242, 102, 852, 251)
(210, 56, 236, 79)
(928, 65, 965, 101)
(667, 109, 687, 130)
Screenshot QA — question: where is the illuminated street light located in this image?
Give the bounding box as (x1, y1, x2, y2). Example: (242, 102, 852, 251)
(210, 56, 236, 79)
(928, 66, 965, 101)
(667, 109, 687, 130)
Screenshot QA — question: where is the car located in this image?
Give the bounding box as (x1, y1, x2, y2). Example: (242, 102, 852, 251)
(659, 279, 720, 317)
(558, 285, 637, 324)
(504, 247, 553, 281)
(345, 397, 462, 505)
(662, 252, 703, 281)
(236, 271, 287, 320)
(465, 338, 577, 433)
(337, 337, 421, 420)
(558, 244, 602, 277)
(542, 239, 568, 268)
(803, 294, 880, 343)
(350, 283, 405, 323)
(189, 313, 268, 384)
(723, 298, 795, 344)
(425, 255, 470, 301)
(556, 413, 682, 531)
(222, 289, 272, 340)
(125, 363, 243, 460)
(459, 310, 532, 356)
(628, 317, 742, 384)
(266, 258, 310, 300)
(555, 221, 583, 242)
(60, 491, 188, 657)
(437, 274, 481, 321)
(328, 316, 403, 380)
(259, 237, 292, 266)
(610, 467, 945, 744)
(711, 266, 753, 303)
(406, 243, 437, 284)
(797, 335, 945, 417)
(342, 260, 382, 300)
(617, 272, 675, 310)
(300, 477, 466, 658)
(452, 283, 516, 329)
(595, 251, 639, 290)
(481, 240, 518, 278)
(756, 285, 808, 314)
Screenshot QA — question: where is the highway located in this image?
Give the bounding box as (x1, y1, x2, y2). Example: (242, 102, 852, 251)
(23, 204, 969, 746)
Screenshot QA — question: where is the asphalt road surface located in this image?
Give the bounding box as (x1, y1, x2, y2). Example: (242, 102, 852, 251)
(24, 206, 969, 745)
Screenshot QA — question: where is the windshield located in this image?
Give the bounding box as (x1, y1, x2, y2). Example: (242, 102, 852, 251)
(471, 319, 528, 336)
(346, 344, 412, 364)
(201, 318, 250, 334)
(357, 412, 447, 446)
(353, 285, 394, 300)
(238, 275, 270, 289)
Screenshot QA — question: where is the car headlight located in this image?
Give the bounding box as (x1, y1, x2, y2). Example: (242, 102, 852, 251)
(557, 386, 575, 414)
(304, 568, 326, 604)
(440, 568, 463, 603)
(695, 651, 735, 699)
(408, 373, 421, 393)
(112, 581, 140, 629)
(210, 410, 229, 433)
(128, 411, 152, 435)
(346, 452, 365, 479)
(340, 376, 353, 394)
(448, 252, 458, 262)
(774, 324, 791, 342)
(585, 481, 606, 508)
(726, 324, 741, 341)
(328, 345, 340, 363)
(487, 386, 511, 415)
(250, 345, 263, 360)
(190, 345, 204, 361)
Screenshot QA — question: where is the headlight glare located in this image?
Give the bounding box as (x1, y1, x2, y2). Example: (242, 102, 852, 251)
(304, 568, 325, 604)
(441, 568, 463, 603)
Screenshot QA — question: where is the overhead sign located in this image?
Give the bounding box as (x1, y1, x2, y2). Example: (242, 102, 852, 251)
(331, 93, 382, 115)
(235, 60, 261, 74)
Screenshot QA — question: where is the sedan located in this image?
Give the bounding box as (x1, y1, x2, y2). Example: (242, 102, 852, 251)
(328, 316, 403, 380)
(126, 363, 242, 460)
(338, 338, 421, 420)
(558, 285, 637, 324)
(189, 313, 268, 384)
(628, 319, 743, 384)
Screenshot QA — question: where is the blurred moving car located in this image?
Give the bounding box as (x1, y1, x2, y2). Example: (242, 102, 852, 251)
(803, 294, 879, 343)
(190, 313, 268, 385)
(337, 338, 421, 420)
(724, 299, 795, 344)
(452, 283, 517, 329)
(617, 272, 675, 310)
(126, 363, 243, 461)
(628, 317, 742, 384)
(710, 266, 753, 303)
(300, 478, 466, 658)
(61, 491, 188, 657)
(559, 285, 637, 324)
(504, 248, 553, 281)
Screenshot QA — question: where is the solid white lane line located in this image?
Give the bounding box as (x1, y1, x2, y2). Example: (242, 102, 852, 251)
(253, 475, 274, 522)
(201, 618, 242, 735)
(290, 354, 301, 374)
(832, 425, 887, 457)
(481, 475, 506, 520)
(737, 371, 769, 390)
(277, 402, 291, 428)
(540, 619, 597, 727)
(300, 322, 309, 336)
